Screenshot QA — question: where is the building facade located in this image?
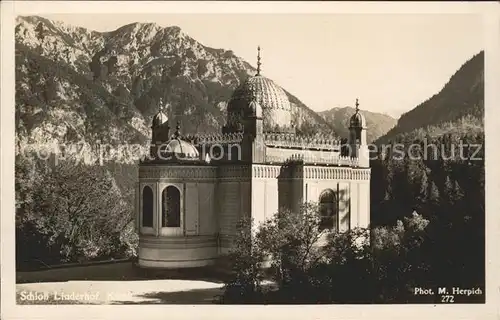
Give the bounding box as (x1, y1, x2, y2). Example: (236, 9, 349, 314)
(135, 50, 371, 269)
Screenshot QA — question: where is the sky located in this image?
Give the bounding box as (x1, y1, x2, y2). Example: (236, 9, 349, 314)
(42, 13, 484, 119)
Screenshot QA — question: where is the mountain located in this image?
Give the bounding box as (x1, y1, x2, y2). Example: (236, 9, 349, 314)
(15, 15, 336, 159)
(318, 107, 397, 143)
(376, 51, 484, 144)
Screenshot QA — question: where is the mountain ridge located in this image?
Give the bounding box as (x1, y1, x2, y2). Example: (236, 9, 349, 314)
(318, 106, 397, 143)
(15, 15, 400, 156)
(376, 51, 484, 144)
(15, 15, 337, 153)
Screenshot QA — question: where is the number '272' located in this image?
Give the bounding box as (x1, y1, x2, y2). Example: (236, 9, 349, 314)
(441, 295, 454, 303)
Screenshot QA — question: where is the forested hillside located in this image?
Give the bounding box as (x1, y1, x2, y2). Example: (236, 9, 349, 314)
(377, 51, 484, 144)
(369, 50, 485, 289)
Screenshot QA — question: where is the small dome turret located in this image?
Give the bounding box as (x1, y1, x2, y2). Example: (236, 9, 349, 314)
(164, 138, 200, 160)
(158, 121, 200, 162)
(152, 98, 169, 127)
(349, 98, 367, 129)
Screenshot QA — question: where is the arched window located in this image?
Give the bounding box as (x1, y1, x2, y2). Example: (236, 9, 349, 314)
(142, 186, 154, 228)
(162, 186, 181, 228)
(319, 189, 337, 232)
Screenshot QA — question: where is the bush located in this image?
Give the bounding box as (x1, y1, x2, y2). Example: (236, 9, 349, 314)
(222, 203, 432, 304)
(256, 203, 327, 302)
(371, 212, 431, 302)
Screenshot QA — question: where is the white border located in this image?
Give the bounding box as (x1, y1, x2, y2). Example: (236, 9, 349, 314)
(2, 2, 500, 320)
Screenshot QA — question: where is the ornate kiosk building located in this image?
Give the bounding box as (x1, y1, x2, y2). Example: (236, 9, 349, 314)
(135, 48, 371, 269)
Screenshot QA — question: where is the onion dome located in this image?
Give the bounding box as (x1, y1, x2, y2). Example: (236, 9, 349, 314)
(159, 121, 200, 162)
(164, 138, 200, 160)
(349, 98, 367, 128)
(152, 98, 169, 127)
(226, 46, 293, 132)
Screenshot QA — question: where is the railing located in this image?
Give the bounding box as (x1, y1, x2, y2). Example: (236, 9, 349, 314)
(267, 153, 359, 166)
(187, 132, 341, 149)
(264, 133, 341, 150)
(187, 133, 245, 145)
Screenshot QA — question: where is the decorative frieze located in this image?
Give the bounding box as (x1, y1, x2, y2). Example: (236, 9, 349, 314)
(186, 132, 244, 146)
(139, 160, 370, 181)
(186, 131, 342, 152)
(139, 165, 217, 180)
(264, 133, 341, 150)
(266, 148, 358, 167)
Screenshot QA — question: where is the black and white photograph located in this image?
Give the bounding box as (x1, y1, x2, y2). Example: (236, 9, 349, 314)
(1, 1, 499, 319)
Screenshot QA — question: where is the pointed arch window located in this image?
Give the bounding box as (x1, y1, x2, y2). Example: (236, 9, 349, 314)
(142, 186, 154, 228)
(319, 189, 338, 232)
(162, 186, 181, 227)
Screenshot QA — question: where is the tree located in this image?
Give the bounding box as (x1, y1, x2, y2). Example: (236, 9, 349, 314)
(427, 180, 440, 207)
(416, 170, 429, 205)
(370, 118, 485, 298)
(106, 56, 118, 75)
(222, 203, 436, 303)
(316, 227, 374, 303)
(220, 216, 266, 304)
(257, 203, 326, 295)
(89, 48, 106, 81)
(35, 22, 45, 49)
(150, 41, 161, 57)
(17, 156, 134, 265)
(371, 212, 431, 302)
(222, 203, 329, 303)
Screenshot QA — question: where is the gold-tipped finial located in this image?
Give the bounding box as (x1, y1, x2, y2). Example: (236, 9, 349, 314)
(256, 46, 261, 76)
(355, 98, 360, 112)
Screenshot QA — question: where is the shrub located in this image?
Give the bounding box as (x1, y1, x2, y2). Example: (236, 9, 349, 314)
(222, 204, 432, 304)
